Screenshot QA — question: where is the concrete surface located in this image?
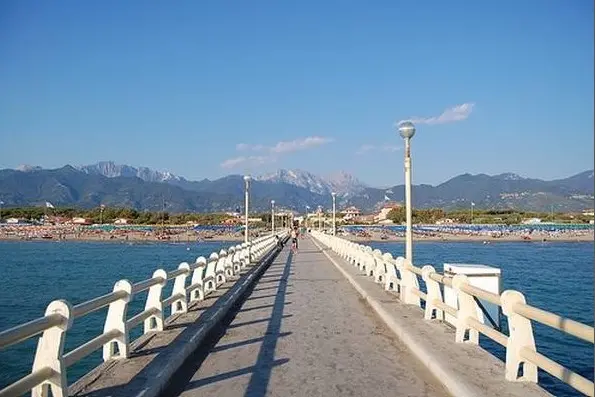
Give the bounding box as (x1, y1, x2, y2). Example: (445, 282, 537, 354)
(162, 238, 450, 397)
(309, 236, 553, 397)
(69, 244, 282, 397)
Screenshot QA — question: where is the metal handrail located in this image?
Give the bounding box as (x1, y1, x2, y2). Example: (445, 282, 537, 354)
(514, 302, 594, 343)
(63, 329, 123, 367)
(0, 313, 66, 349)
(0, 367, 55, 397)
(73, 290, 128, 318)
(132, 276, 165, 294)
(0, 233, 284, 397)
(312, 230, 595, 396)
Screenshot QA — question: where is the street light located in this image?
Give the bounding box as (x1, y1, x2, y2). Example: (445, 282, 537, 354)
(100, 204, 105, 225)
(398, 121, 416, 263)
(331, 192, 336, 235)
(271, 200, 275, 235)
(317, 206, 322, 231)
(471, 202, 475, 224)
(244, 175, 251, 244)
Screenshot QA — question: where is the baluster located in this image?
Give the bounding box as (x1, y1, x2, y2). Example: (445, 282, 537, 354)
(422, 266, 443, 321)
(144, 269, 167, 333)
(103, 279, 133, 360)
(32, 300, 73, 397)
(171, 263, 190, 315)
(501, 290, 538, 382)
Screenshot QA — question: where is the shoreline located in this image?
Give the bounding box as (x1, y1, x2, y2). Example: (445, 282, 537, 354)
(0, 233, 592, 244)
(343, 235, 594, 243)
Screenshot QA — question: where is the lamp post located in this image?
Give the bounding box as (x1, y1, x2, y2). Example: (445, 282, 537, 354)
(331, 192, 336, 235)
(271, 200, 275, 235)
(244, 175, 251, 244)
(471, 202, 475, 224)
(317, 206, 322, 231)
(398, 121, 416, 263)
(100, 204, 105, 225)
(0, 200, 3, 222)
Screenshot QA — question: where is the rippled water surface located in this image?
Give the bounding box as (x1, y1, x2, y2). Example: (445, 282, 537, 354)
(0, 240, 593, 396)
(369, 240, 594, 397)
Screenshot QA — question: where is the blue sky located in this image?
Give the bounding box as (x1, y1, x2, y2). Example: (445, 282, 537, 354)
(0, 0, 593, 187)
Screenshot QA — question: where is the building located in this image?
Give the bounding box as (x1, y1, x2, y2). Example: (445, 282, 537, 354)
(222, 218, 241, 225)
(72, 217, 91, 225)
(354, 214, 376, 224)
(582, 209, 594, 217)
(522, 218, 542, 225)
(114, 218, 128, 225)
(375, 202, 402, 223)
(342, 206, 361, 221)
(436, 218, 455, 225)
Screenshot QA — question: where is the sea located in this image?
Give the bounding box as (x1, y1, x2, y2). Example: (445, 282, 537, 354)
(0, 239, 593, 396)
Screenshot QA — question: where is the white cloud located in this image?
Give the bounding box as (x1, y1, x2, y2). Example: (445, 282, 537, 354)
(398, 102, 475, 126)
(356, 144, 401, 155)
(222, 136, 333, 169)
(270, 136, 333, 153)
(220, 155, 272, 169)
(236, 143, 266, 151)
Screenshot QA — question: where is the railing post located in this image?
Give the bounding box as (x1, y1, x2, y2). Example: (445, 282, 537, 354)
(400, 259, 421, 306)
(190, 257, 206, 302)
(501, 290, 538, 382)
(422, 266, 443, 321)
(103, 279, 133, 361)
(240, 243, 249, 268)
(32, 299, 73, 397)
(216, 250, 227, 285)
(144, 269, 167, 333)
(171, 263, 190, 315)
(232, 245, 243, 274)
(452, 274, 479, 344)
(225, 247, 235, 278)
(204, 253, 218, 292)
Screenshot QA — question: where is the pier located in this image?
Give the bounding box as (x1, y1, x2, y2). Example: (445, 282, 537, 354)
(0, 231, 593, 397)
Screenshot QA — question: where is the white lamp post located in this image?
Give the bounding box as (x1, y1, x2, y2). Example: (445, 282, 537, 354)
(471, 202, 475, 224)
(398, 121, 416, 263)
(331, 192, 336, 235)
(244, 175, 251, 244)
(271, 200, 275, 235)
(317, 206, 322, 231)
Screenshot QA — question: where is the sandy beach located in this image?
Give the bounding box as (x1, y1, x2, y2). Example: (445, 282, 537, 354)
(0, 224, 592, 244)
(0, 225, 262, 243)
(343, 233, 594, 243)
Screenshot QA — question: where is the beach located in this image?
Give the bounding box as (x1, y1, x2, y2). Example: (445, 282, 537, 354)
(0, 224, 593, 243)
(0, 224, 259, 243)
(340, 227, 594, 243)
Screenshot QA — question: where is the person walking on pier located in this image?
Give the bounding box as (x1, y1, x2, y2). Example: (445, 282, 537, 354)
(291, 227, 298, 252)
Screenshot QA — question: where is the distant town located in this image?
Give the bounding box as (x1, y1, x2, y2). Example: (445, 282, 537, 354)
(1, 201, 594, 227)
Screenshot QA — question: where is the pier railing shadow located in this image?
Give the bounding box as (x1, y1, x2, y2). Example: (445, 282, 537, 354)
(160, 249, 294, 397)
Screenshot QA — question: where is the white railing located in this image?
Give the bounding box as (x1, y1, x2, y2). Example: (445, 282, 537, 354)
(0, 232, 287, 397)
(311, 230, 595, 397)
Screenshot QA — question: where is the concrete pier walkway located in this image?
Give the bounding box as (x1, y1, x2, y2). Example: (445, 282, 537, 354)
(163, 237, 449, 397)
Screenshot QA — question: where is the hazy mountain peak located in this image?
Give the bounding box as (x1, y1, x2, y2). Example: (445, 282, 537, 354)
(495, 172, 525, 181)
(255, 168, 366, 196)
(16, 164, 43, 172)
(78, 161, 185, 183)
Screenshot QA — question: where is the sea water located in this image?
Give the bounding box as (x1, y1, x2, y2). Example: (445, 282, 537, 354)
(0, 240, 593, 396)
(368, 240, 594, 397)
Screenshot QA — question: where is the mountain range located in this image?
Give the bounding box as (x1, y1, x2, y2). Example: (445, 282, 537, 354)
(0, 161, 593, 213)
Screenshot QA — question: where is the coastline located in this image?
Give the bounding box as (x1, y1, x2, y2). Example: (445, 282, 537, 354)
(0, 224, 593, 244)
(343, 234, 594, 243)
(0, 232, 592, 244)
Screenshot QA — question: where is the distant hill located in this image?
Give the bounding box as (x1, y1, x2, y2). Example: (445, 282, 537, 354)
(1, 162, 593, 213)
